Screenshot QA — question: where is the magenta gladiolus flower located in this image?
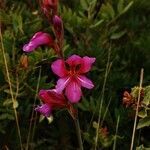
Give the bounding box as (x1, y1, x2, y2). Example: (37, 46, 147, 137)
(23, 32, 54, 52)
(51, 55, 96, 103)
(53, 15, 63, 38)
(35, 89, 69, 117)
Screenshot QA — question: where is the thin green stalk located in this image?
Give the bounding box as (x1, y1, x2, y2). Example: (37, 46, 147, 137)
(15, 73, 19, 100)
(101, 97, 112, 126)
(113, 115, 120, 150)
(0, 27, 23, 150)
(130, 68, 144, 150)
(74, 118, 84, 150)
(83, 97, 111, 146)
(26, 66, 41, 150)
(83, 58, 112, 137)
(94, 46, 111, 150)
(83, 62, 112, 145)
(31, 66, 42, 146)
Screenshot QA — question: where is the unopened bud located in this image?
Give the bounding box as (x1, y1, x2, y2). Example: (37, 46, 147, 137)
(20, 54, 28, 69)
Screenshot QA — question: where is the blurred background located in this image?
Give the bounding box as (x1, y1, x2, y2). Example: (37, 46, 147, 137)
(0, 0, 150, 149)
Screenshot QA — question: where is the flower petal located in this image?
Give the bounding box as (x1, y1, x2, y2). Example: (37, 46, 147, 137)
(23, 32, 54, 52)
(77, 75, 94, 89)
(39, 89, 67, 107)
(51, 59, 67, 77)
(65, 80, 82, 103)
(80, 56, 96, 73)
(39, 89, 51, 104)
(35, 104, 52, 117)
(66, 55, 82, 66)
(55, 77, 70, 93)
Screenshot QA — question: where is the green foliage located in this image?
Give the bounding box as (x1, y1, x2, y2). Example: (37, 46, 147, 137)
(128, 86, 150, 129)
(137, 117, 150, 129)
(0, 0, 150, 149)
(143, 86, 150, 106)
(136, 145, 150, 150)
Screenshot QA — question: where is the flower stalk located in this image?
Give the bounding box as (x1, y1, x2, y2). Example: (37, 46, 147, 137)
(74, 114, 84, 150)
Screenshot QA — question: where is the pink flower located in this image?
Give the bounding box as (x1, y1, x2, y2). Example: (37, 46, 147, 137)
(23, 32, 54, 52)
(35, 104, 52, 117)
(35, 89, 69, 117)
(53, 15, 63, 39)
(51, 55, 96, 103)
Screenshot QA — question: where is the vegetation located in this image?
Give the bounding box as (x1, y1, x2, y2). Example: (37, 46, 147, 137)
(0, 0, 150, 149)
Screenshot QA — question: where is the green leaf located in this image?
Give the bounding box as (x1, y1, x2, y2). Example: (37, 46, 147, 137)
(107, 3, 115, 19)
(77, 103, 87, 111)
(90, 97, 96, 111)
(131, 86, 140, 98)
(80, 0, 88, 10)
(121, 1, 134, 15)
(101, 3, 115, 20)
(110, 30, 126, 39)
(83, 132, 94, 144)
(143, 86, 150, 106)
(138, 109, 147, 118)
(137, 117, 150, 129)
(90, 19, 104, 28)
(3, 99, 13, 106)
(0, 113, 15, 120)
(4, 89, 23, 97)
(136, 145, 150, 150)
(77, 97, 89, 111)
(3, 99, 18, 108)
(118, 0, 124, 14)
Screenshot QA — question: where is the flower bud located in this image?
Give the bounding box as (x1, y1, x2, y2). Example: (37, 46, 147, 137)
(53, 15, 63, 40)
(20, 54, 28, 69)
(23, 32, 54, 52)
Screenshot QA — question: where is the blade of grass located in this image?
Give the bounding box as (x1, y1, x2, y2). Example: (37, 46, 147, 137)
(130, 68, 144, 150)
(83, 62, 112, 145)
(113, 115, 120, 150)
(30, 66, 42, 147)
(101, 97, 112, 126)
(94, 45, 112, 150)
(0, 26, 23, 150)
(26, 66, 41, 150)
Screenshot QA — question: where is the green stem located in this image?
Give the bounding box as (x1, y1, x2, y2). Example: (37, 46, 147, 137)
(130, 68, 144, 150)
(113, 115, 120, 150)
(26, 66, 41, 150)
(94, 45, 112, 150)
(0, 26, 23, 150)
(74, 118, 84, 150)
